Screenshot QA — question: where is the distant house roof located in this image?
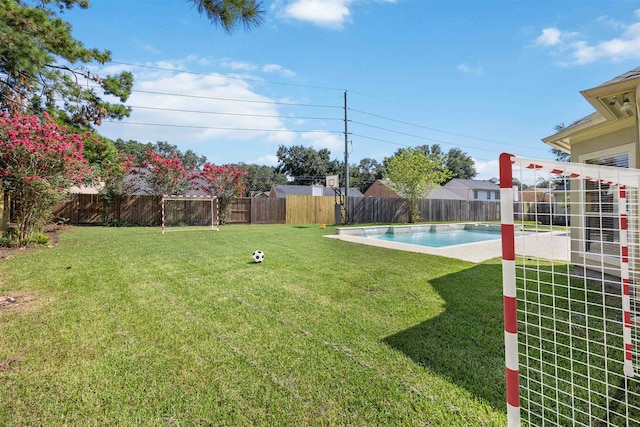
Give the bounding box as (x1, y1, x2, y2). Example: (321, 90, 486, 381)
(363, 179, 400, 198)
(250, 191, 270, 198)
(69, 183, 104, 194)
(364, 179, 464, 200)
(269, 185, 364, 198)
(443, 178, 500, 191)
(426, 186, 465, 200)
(125, 167, 207, 196)
(520, 189, 554, 203)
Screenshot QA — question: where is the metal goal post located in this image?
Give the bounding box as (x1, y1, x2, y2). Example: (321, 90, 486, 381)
(500, 153, 640, 426)
(161, 195, 219, 234)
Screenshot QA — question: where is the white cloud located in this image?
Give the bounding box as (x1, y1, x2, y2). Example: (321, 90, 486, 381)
(536, 10, 640, 65)
(93, 59, 293, 154)
(262, 63, 296, 78)
(85, 57, 340, 166)
(252, 154, 279, 166)
(271, 0, 398, 30)
(280, 0, 352, 30)
(299, 130, 343, 152)
(473, 159, 499, 181)
(535, 28, 564, 47)
(220, 59, 257, 71)
(457, 63, 484, 75)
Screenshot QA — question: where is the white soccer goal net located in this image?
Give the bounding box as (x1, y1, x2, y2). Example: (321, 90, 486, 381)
(500, 153, 640, 426)
(161, 195, 219, 234)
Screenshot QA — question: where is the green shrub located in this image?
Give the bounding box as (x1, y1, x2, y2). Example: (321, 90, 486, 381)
(25, 233, 50, 246)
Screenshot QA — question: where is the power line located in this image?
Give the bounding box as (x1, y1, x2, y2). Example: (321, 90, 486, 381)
(350, 132, 522, 164)
(351, 120, 548, 153)
(74, 64, 546, 157)
(349, 107, 546, 150)
(77, 80, 342, 109)
(126, 104, 342, 121)
(3, 60, 554, 169)
(104, 120, 343, 134)
(350, 133, 409, 147)
(129, 89, 341, 108)
(350, 134, 510, 168)
(110, 60, 346, 92)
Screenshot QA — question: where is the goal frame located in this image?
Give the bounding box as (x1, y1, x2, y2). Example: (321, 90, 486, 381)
(500, 153, 640, 426)
(161, 194, 219, 234)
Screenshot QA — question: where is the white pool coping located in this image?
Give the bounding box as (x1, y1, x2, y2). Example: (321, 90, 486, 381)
(327, 229, 571, 263)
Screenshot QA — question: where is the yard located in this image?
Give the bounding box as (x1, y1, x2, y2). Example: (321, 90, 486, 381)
(0, 224, 508, 426)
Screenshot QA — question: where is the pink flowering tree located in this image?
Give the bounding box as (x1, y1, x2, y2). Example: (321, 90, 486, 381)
(197, 163, 247, 224)
(135, 150, 195, 196)
(0, 113, 91, 246)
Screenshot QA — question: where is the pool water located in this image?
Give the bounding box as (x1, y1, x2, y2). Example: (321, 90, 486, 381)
(368, 229, 502, 248)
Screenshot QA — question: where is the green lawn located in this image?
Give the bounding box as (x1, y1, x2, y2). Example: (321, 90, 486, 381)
(0, 224, 508, 426)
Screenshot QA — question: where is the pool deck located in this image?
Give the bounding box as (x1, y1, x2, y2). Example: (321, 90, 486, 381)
(327, 230, 571, 263)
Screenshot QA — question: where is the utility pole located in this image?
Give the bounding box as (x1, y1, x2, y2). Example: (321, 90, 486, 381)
(344, 90, 349, 223)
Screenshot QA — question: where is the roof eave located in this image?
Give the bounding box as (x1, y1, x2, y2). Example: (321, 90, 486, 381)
(580, 76, 640, 121)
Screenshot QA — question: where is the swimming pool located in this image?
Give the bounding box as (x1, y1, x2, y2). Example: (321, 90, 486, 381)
(335, 223, 509, 249)
(330, 223, 554, 263)
(368, 228, 501, 248)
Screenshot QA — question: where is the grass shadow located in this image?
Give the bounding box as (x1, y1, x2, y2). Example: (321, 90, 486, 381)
(382, 261, 506, 410)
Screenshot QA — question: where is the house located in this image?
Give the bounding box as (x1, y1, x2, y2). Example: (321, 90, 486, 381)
(124, 168, 208, 196)
(542, 66, 640, 276)
(249, 191, 270, 198)
(364, 178, 464, 200)
(519, 188, 554, 203)
(364, 179, 401, 198)
(68, 183, 105, 194)
(443, 179, 501, 201)
(269, 185, 364, 198)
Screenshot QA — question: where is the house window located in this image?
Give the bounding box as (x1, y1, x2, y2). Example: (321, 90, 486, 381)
(495, 191, 501, 200)
(487, 191, 491, 200)
(584, 152, 629, 256)
(473, 190, 478, 200)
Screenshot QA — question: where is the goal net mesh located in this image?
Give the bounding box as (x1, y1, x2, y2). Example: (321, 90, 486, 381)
(500, 154, 640, 426)
(161, 195, 218, 233)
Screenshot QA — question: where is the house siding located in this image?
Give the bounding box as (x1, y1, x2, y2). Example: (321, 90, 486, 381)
(443, 179, 501, 202)
(542, 67, 640, 278)
(570, 126, 638, 167)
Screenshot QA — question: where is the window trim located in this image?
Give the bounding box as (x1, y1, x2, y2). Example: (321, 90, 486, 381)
(578, 144, 634, 260)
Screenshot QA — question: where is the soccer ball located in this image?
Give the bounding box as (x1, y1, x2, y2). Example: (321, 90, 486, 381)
(252, 250, 265, 263)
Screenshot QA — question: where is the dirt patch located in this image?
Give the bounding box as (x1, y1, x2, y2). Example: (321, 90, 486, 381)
(0, 224, 65, 262)
(0, 355, 24, 373)
(0, 291, 39, 312)
(0, 225, 66, 313)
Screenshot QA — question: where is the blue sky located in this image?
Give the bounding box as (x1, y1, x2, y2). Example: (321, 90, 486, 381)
(62, 0, 640, 180)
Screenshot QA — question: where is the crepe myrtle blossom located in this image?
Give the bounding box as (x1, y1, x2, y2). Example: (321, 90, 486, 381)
(0, 113, 91, 245)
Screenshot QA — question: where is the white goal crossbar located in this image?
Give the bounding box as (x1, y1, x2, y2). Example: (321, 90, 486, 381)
(500, 153, 640, 426)
(161, 195, 219, 234)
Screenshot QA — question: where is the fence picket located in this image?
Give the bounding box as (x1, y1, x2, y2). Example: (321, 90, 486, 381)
(51, 194, 502, 226)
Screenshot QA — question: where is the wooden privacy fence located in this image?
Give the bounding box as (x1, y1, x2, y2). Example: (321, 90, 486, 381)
(417, 199, 501, 222)
(347, 198, 501, 223)
(52, 194, 163, 225)
(286, 195, 336, 225)
(51, 194, 502, 226)
(51, 195, 286, 225)
(347, 197, 406, 224)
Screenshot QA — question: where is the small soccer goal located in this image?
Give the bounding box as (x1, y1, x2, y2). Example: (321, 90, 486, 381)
(500, 153, 640, 426)
(161, 195, 219, 234)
